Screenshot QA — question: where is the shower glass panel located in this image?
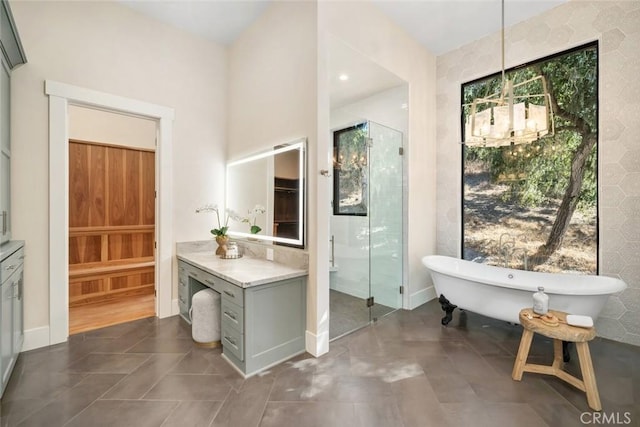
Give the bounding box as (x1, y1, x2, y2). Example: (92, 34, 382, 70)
(329, 121, 403, 340)
(368, 121, 403, 319)
(330, 124, 371, 339)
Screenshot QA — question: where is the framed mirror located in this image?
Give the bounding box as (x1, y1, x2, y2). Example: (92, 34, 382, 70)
(226, 138, 306, 248)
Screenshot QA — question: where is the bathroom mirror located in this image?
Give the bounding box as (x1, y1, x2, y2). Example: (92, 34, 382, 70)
(226, 138, 306, 247)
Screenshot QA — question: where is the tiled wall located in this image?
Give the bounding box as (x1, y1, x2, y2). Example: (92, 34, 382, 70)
(435, 1, 640, 345)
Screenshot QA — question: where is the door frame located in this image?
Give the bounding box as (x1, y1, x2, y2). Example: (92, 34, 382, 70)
(46, 80, 174, 345)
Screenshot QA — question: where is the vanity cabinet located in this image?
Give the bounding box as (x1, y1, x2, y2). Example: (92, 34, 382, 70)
(1, 242, 24, 397)
(177, 258, 307, 376)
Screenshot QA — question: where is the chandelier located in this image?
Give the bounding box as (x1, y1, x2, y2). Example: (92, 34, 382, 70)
(464, 0, 554, 147)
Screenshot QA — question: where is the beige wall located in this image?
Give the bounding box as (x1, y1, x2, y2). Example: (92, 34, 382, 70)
(10, 1, 227, 333)
(321, 1, 437, 308)
(436, 1, 640, 344)
(227, 2, 320, 348)
(68, 105, 157, 150)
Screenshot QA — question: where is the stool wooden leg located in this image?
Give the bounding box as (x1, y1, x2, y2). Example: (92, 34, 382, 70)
(512, 328, 534, 381)
(576, 342, 602, 411)
(552, 339, 564, 372)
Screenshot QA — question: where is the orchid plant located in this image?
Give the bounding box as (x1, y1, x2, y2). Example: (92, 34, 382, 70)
(243, 204, 266, 234)
(195, 204, 241, 237)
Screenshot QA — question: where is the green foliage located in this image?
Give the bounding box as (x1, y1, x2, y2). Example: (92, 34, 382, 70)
(462, 46, 597, 211)
(335, 124, 368, 212)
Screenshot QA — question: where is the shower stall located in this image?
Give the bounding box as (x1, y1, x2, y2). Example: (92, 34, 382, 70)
(329, 120, 404, 340)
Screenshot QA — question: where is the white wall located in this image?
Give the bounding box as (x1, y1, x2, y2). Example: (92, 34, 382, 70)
(68, 105, 157, 150)
(436, 1, 640, 345)
(226, 2, 321, 353)
(10, 1, 227, 339)
(321, 1, 437, 310)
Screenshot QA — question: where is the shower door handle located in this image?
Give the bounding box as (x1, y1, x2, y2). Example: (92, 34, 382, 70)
(320, 169, 332, 177)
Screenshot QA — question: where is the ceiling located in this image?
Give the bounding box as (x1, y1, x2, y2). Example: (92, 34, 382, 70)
(119, 0, 567, 109)
(120, 0, 567, 55)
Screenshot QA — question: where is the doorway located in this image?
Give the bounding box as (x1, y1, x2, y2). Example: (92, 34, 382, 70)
(68, 137, 156, 334)
(329, 120, 404, 340)
(46, 80, 174, 347)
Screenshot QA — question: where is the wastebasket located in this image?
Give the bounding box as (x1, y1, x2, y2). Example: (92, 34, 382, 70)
(190, 289, 221, 347)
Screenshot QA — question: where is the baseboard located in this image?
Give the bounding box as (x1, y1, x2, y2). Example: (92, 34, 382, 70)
(171, 298, 179, 317)
(329, 283, 368, 300)
(409, 285, 437, 310)
(22, 326, 51, 352)
(305, 329, 329, 357)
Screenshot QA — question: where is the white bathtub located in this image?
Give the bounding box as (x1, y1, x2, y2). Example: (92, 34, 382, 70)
(421, 255, 627, 325)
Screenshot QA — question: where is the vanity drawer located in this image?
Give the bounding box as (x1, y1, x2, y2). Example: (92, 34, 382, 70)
(178, 274, 188, 297)
(222, 326, 244, 361)
(221, 299, 243, 332)
(1, 247, 24, 283)
(218, 280, 244, 307)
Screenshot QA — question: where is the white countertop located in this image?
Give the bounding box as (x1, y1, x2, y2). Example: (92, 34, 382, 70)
(177, 251, 308, 288)
(0, 240, 24, 262)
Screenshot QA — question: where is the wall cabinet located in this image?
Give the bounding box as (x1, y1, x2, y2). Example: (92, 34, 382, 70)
(0, 243, 24, 397)
(0, 0, 26, 245)
(177, 258, 307, 377)
(0, 0, 27, 398)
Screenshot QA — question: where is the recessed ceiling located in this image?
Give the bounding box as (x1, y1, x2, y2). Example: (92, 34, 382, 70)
(120, 0, 567, 55)
(328, 36, 406, 109)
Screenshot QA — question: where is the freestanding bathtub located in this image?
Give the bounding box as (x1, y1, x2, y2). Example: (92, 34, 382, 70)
(421, 255, 627, 326)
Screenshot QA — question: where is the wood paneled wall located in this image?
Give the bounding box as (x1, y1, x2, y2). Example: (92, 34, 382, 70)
(69, 140, 155, 307)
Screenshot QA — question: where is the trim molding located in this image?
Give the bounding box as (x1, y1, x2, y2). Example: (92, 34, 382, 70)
(409, 286, 436, 310)
(305, 330, 329, 357)
(22, 326, 50, 352)
(45, 80, 174, 348)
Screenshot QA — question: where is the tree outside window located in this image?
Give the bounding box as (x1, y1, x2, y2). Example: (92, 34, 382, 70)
(461, 42, 598, 274)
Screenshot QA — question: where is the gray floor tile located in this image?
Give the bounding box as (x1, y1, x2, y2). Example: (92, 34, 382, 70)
(2, 300, 638, 427)
(65, 400, 178, 427)
(142, 374, 231, 401)
(67, 352, 150, 374)
(161, 401, 222, 427)
(16, 374, 124, 427)
(211, 377, 272, 427)
(259, 402, 357, 427)
(102, 353, 185, 399)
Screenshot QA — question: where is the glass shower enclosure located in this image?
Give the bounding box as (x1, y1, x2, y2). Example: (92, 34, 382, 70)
(329, 120, 404, 340)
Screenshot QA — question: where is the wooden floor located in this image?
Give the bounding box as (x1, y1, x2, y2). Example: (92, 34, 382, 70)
(69, 293, 156, 335)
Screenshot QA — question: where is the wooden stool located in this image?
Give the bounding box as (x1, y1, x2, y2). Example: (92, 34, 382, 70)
(512, 308, 601, 411)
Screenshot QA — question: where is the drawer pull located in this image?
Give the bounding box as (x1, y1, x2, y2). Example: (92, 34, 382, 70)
(205, 279, 215, 286)
(4, 264, 16, 271)
(224, 336, 237, 347)
(178, 296, 186, 304)
(223, 311, 237, 321)
(223, 290, 235, 298)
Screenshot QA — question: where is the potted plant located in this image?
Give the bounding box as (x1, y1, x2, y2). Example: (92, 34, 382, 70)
(196, 204, 239, 255)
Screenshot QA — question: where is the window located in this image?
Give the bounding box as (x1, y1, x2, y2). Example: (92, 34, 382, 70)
(461, 42, 598, 274)
(333, 123, 368, 216)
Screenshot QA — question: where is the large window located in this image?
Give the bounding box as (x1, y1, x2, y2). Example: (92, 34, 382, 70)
(461, 42, 598, 274)
(333, 123, 368, 216)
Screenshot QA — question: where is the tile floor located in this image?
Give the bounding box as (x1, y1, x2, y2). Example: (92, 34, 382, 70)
(1, 300, 638, 427)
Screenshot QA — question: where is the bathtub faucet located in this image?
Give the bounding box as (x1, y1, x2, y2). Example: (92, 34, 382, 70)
(511, 247, 529, 271)
(499, 233, 515, 267)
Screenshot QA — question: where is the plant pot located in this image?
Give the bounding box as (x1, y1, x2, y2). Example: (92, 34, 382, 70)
(215, 236, 229, 256)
